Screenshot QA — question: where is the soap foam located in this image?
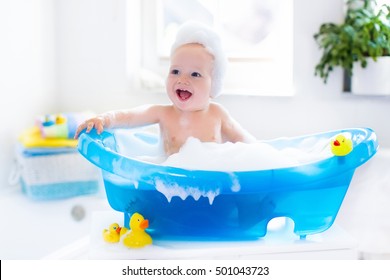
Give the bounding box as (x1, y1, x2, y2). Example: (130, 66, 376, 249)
(155, 179, 220, 205)
(162, 137, 332, 172)
(149, 137, 332, 204)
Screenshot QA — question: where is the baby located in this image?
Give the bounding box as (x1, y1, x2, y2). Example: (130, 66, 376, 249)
(74, 22, 255, 155)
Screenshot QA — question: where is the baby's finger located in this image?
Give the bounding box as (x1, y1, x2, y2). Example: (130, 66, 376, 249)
(96, 123, 104, 134)
(86, 121, 94, 133)
(74, 124, 85, 139)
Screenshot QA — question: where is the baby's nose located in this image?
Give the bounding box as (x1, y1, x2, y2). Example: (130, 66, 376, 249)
(178, 76, 189, 85)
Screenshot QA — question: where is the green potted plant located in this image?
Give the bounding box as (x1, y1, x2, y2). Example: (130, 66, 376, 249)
(313, 0, 390, 93)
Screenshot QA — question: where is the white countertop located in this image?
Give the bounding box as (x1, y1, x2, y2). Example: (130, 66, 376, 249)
(45, 210, 358, 260)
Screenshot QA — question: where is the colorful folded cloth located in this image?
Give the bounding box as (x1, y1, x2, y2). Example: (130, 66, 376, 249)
(19, 126, 78, 148)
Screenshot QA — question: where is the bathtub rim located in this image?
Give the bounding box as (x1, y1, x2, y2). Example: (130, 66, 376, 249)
(77, 127, 378, 176)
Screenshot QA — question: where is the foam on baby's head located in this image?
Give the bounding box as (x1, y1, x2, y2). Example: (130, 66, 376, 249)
(171, 21, 228, 98)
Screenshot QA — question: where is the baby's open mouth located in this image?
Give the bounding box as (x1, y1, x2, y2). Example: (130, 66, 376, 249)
(176, 89, 192, 101)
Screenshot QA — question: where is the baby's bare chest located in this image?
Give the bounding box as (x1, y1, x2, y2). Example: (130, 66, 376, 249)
(161, 118, 222, 154)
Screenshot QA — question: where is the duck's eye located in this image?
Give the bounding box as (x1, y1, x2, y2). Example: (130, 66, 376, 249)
(191, 72, 201, 77)
(113, 226, 117, 229)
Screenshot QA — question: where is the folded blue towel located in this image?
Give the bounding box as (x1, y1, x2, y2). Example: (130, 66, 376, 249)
(16, 144, 77, 157)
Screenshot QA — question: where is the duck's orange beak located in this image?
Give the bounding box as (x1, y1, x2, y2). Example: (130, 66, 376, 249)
(333, 140, 340, 146)
(116, 226, 122, 233)
(140, 219, 149, 230)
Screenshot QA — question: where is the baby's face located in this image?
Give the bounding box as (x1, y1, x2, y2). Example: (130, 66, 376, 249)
(166, 43, 213, 112)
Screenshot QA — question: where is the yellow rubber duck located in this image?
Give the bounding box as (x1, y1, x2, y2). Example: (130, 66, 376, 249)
(331, 134, 353, 156)
(123, 213, 152, 248)
(102, 222, 128, 243)
(55, 114, 67, 124)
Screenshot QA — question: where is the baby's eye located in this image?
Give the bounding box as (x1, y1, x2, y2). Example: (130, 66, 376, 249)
(191, 72, 201, 77)
(171, 69, 179, 75)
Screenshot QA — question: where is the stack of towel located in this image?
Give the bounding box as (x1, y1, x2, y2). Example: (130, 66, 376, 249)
(14, 112, 101, 200)
(18, 112, 92, 156)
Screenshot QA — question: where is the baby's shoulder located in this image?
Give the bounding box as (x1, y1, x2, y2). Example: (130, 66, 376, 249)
(209, 102, 229, 115)
(152, 104, 177, 119)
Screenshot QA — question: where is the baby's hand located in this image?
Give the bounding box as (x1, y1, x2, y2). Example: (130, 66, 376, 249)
(74, 116, 105, 139)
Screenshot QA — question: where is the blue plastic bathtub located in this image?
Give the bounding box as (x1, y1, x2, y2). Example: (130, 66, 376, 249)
(77, 127, 378, 240)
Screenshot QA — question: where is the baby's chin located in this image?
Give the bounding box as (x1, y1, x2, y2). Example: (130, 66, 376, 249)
(173, 101, 210, 113)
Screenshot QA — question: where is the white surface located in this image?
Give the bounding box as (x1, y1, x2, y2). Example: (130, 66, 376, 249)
(46, 210, 358, 260)
(0, 187, 111, 259)
(336, 148, 390, 257)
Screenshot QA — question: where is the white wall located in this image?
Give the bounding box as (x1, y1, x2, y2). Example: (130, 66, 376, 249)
(0, 0, 58, 188)
(56, 0, 390, 147)
(55, 0, 130, 109)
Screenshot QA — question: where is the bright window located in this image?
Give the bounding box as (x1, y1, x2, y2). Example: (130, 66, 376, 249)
(132, 0, 293, 96)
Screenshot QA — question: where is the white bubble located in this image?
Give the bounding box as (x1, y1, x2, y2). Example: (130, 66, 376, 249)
(161, 137, 332, 172)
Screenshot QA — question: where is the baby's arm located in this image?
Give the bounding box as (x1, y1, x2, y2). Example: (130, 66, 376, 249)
(74, 104, 162, 139)
(216, 103, 257, 143)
